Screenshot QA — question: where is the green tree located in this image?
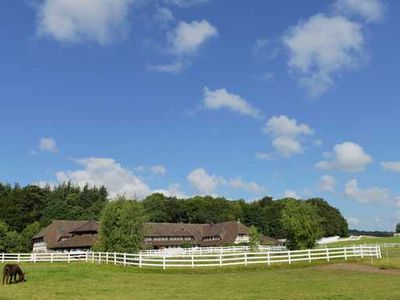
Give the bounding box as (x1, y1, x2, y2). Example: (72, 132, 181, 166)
(20, 222, 41, 252)
(396, 223, 400, 233)
(248, 225, 260, 250)
(98, 197, 147, 253)
(281, 200, 322, 250)
(0, 220, 9, 252)
(306, 198, 348, 237)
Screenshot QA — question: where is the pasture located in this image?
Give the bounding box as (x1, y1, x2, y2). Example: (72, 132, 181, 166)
(2, 251, 400, 300)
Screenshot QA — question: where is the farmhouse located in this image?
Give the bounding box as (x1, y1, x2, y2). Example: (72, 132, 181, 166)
(32, 220, 279, 252)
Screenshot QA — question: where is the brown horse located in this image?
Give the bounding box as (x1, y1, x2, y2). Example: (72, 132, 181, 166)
(2, 264, 25, 285)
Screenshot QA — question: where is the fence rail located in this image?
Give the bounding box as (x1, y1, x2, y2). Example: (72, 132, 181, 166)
(0, 245, 381, 269)
(139, 245, 286, 257)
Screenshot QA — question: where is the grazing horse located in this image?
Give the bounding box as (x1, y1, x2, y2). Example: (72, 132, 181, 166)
(2, 264, 25, 285)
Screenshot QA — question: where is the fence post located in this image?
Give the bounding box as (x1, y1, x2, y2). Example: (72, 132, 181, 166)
(191, 254, 194, 268)
(308, 249, 311, 263)
(1, 253, 4, 263)
(360, 246, 364, 258)
(17, 253, 20, 263)
(267, 251, 270, 266)
(326, 248, 330, 262)
(106, 252, 109, 264)
(68, 252, 70, 263)
(163, 254, 166, 270)
(50, 252, 53, 263)
(288, 251, 291, 265)
(98, 252, 101, 264)
(139, 252, 142, 268)
(33, 253, 37, 263)
(219, 253, 222, 267)
(114, 252, 117, 265)
(344, 247, 347, 260)
(85, 252, 88, 263)
(123, 253, 127, 266)
(244, 252, 248, 266)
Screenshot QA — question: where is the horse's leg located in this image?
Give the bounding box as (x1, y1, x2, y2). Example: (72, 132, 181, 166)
(2, 274, 5, 285)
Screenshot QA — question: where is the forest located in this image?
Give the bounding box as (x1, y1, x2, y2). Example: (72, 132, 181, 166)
(0, 182, 348, 252)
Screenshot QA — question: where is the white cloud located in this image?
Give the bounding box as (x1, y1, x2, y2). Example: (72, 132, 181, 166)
(203, 87, 262, 118)
(152, 183, 188, 198)
(229, 178, 265, 194)
(187, 168, 224, 195)
(39, 138, 58, 153)
(283, 14, 364, 97)
(381, 161, 400, 173)
(334, 0, 384, 23)
(56, 158, 151, 199)
(316, 142, 372, 172)
(344, 179, 400, 206)
(319, 175, 336, 192)
(36, 0, 134, 44)
(151, 19, 217, 73)
(284, 190, 300, 199)
(168, 20, 218, 55)
(165, 0, 210, 7)
(263, 115, 313, 157)
(136, 165, 167, 176)
(149, 165, 167, 175)
(187, 168, 265, 196)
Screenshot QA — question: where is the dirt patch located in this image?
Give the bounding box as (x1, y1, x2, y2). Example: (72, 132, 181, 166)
(315, 263, 400, 275)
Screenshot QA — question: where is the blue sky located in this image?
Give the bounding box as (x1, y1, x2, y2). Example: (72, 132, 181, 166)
(0, 0, 399, 230)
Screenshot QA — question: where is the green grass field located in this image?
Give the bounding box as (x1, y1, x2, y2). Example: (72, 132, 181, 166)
(2, 238, 400, 300)
(2, 250, 400, 300)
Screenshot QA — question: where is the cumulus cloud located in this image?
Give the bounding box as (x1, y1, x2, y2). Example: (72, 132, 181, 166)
(152, 183, 188, 198)
(56, 157, 151, 199)
(316, 142, 372, 172)
(283, 14, 364, 98)
(151, 19, 217, 73)
(319, 175, 336, 192)
(283, 190, 300, 199)
(36, 0, 134, 44)
(135, 165, 167, 176)
(334, 0, 384, 23)
(263, 115, 313, 157)
(187, 168, 224, 195)
(202, 87, 262, 118)
(229, 178, 265, 194)
(344, 179, 400, 205)
(187, 168, 265, 196)
(381, 161, 400, 173)
(168, 20, 217, 55)
(39, 138, 58, 153)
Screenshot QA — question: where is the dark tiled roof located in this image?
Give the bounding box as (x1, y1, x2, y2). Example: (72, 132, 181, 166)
(52, 235, 98, 249)
(70, 221, 99, 234)
(35, 220, 281, 250)
(32, 220, 89, 249)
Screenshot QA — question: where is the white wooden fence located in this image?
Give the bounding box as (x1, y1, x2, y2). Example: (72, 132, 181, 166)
(139, 245, 286, 257)
(0, 245, 381, 269)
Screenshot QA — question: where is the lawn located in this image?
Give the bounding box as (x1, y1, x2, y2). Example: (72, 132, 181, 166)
(2, 256, 400, 300)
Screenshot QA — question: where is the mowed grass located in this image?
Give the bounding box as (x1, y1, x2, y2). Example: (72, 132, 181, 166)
(2, 257, 400, 300)
(327, 237, 400, 247)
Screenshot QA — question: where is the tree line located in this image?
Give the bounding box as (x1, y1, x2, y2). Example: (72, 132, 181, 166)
(0, 182, 348, 252)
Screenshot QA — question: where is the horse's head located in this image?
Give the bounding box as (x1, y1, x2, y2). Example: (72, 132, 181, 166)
(19, 273, 26, 283)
